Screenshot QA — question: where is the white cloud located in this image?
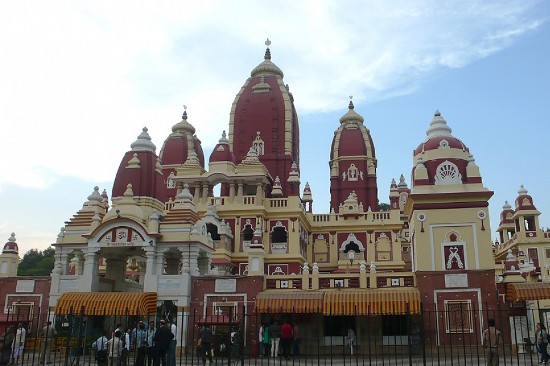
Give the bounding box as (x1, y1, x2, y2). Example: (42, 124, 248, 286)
(0, 0, 545, 194)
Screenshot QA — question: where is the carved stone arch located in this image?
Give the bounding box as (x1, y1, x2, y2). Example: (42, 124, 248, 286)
(270, 221, 288, 244)
(90, 220, 152, 249)
(339, 233, 365, 253)
(242, 219, 254, 241)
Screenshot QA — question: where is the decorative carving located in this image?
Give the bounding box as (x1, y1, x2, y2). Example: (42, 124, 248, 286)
(435, 160, 462, 185)
(446, 247, 464, 269)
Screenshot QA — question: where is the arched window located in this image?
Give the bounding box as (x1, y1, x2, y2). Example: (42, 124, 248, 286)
(271, 222, 288, 243)
(242, 225, 254, 241)
(206, 223, 220, 240)
(435, 160, 462, 185)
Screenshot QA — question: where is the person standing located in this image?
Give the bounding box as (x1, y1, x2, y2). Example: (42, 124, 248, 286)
(0, 326, 14, 365)
(134, 322, 147, 366)
(292, 324, 301, 357)
(482, 319, 502, 366)
(536, 322, 549, 365)
(262, 323, 270, 357)
(347, 328, 356, 355)
(108, 331, 123, 366)
(39, 321, 57, 364)
(166, 321, 176, 366)
(258, 324, 265, 357)
(198, 325, 213, 366)
(146, 321, 156, 366)
(269, 321, 281, 357)
(92, 332, 109, 366)
(153, 320, 173, 366)
(11, 322, 26, 365)
(280, 320, 293, 360)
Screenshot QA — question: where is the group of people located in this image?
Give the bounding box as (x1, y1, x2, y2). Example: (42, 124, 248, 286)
(92, 319, 177, 366)
(258, 320, 299, 359)
(0, 322, 29, 365)
(0, 321, 56, 366)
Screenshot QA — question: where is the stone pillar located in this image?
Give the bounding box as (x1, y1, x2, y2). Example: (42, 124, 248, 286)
(193, 184, 200, 204)
(359, 261, 367, 288)
(156, 251, 165, 276)
(237, 182, 244, 200)
(202, 184, 209, 204)
(143, 248, 158, 292)
(369, 261, 377, 288)
(302, 263, 310, 290)
(312, 262, 319, 290)
(229, 182, 236, 203)
(138, 261, 146, 285)
(60, 252, 69, 275)
(105, 255, 127, 291)
(189, 248, 200, 276)
(256, 182, 263, 204)
(82, 249, 99, 291)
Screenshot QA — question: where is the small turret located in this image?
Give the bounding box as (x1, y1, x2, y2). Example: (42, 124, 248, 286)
(0, 233, 20, 277)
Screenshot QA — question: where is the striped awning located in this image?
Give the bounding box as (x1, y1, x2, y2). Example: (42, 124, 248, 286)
(55, 292, 157, 316)
(255, 290, 324, 313)
(323, 288, 421, 315)
(507, 283, 550, 302)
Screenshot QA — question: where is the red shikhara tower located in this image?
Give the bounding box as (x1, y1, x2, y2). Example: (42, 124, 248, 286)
(329, 99, 379, 212)
(228, 39, 300, 198)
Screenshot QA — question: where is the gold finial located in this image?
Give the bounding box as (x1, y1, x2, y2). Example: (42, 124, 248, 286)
(349, 95, 353, 101)
(265, 38, 271, 48)
(183, 105, 187, 111)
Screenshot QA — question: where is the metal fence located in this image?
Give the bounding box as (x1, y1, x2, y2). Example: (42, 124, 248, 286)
(0, 303, 547, 366)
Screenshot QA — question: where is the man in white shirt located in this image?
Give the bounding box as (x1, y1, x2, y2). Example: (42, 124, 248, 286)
(167, 321, 177, 366)
(92, 332, 109, 366)
(11, 323, 26, 365)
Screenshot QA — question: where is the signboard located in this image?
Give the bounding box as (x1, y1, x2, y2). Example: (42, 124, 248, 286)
(16, 280, 35, 293)
(215, 279, 236, 293)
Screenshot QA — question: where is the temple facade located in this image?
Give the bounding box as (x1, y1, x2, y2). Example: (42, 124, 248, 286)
(46, 41, 549, 352)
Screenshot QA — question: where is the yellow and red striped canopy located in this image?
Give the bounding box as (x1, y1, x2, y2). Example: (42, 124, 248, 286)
(507, 283, 550, 302)
(55, 292, 157, 316)
(323, 288, 421, 315)
(255, 290, 324, 313)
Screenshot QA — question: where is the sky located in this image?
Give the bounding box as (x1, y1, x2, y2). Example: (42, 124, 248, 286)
(1, 0, 549, 256)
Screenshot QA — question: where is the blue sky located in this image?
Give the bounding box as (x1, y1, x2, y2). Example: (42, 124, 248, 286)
(1, 1, 549, 255)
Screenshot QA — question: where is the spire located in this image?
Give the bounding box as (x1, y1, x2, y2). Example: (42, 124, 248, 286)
(264, 38, 271, 60)
(426, 110, 452, 138)
(398, 174, 408, 188)
(171, 105, 196, 134)
(339, 96, 364, 124)
(302, 182, 313, 202)
(251, 38, 284, 78)
(287, 161, 300, 183)
(218, 130, 229, 144)
(271, 176, 283, 197)
(130, 127, 156, 152)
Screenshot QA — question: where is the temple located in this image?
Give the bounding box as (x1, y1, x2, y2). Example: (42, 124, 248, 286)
(35, 40, 549, 354)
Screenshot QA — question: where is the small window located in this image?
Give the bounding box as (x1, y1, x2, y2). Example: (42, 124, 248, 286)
(271, 224, 288, 244)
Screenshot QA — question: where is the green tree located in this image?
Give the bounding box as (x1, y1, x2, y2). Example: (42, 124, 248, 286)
(17, 247, 55, 276)
(379, 202, 391, 211)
